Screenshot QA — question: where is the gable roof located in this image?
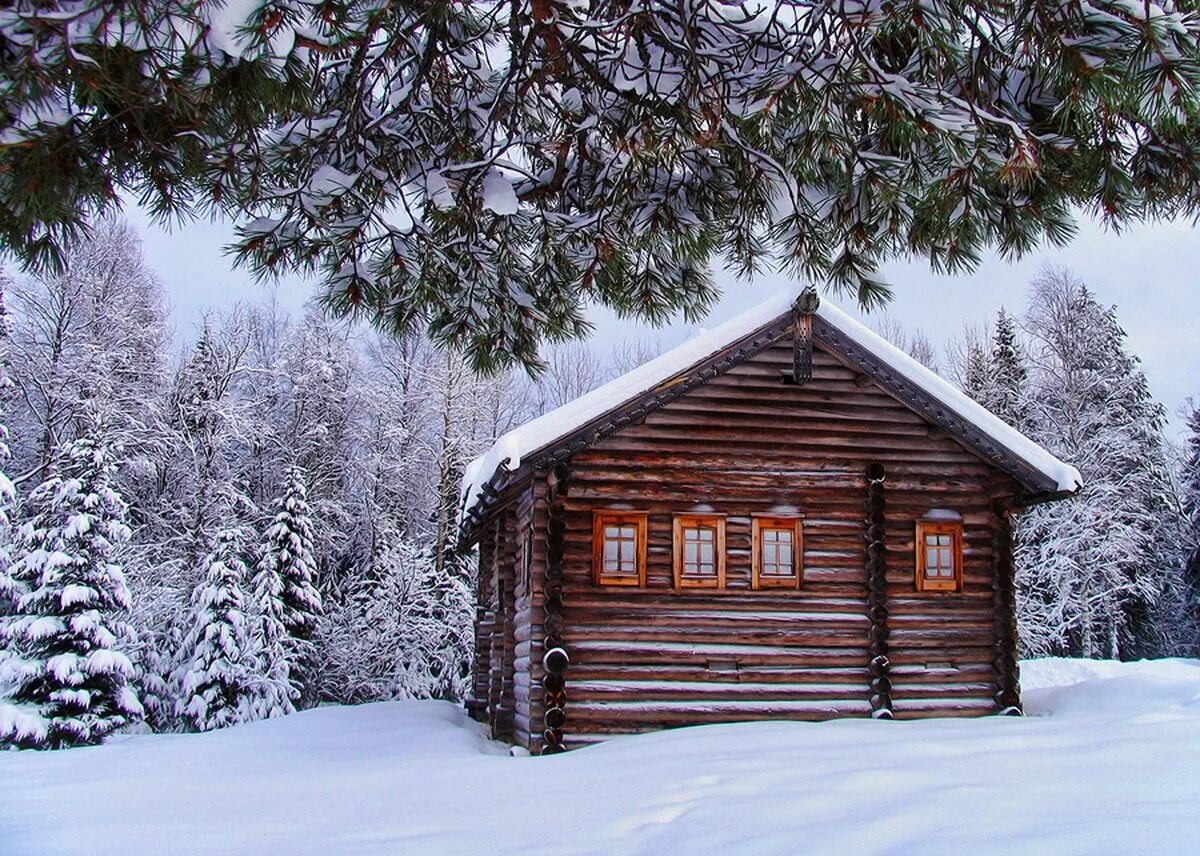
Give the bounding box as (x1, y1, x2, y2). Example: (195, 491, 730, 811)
(461, 286, 1081, 531)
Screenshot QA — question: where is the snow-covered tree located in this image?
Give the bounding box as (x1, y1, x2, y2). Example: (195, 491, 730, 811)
(316, 534, 472, 704)
(175, 527, 258, 732)
(268, 468, 322, 642)
(0, 274, 18, 617)
(9, 2, 1200, 370)
(872, 316, 938, 370)
(1017, 268, 1180, 659)
(246, 548, 296, 721)
(984, 309, 1030, 430)
(251, 466, 321, 711)
(528, 342, 606, 418)
(7, 219, 168, 482)
(960, 341, 991, 404)
(0, 430, 142, 748)
(1180, 403, 1200, 654)
(279, 313, 359, 576)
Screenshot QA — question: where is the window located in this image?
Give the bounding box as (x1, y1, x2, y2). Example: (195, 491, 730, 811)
(752, 517, 803, 589)
(593, 512, 647, 586)
(673, 515, 726, 589)
(915, 520, 963, 592)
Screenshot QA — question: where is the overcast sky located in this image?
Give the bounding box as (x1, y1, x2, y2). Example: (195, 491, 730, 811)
(126, 205, 1198, 437)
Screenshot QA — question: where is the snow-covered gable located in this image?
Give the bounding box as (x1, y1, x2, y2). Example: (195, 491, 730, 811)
(462, 286, 1082, 522)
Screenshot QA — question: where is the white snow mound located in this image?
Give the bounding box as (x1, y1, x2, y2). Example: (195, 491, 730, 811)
(1, 658, 1196, 855)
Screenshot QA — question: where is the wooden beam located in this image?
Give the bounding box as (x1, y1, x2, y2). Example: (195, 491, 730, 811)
(991, 498, 1023, 716)
(541, 463, 571, 753)
(865, 463, 894, 720)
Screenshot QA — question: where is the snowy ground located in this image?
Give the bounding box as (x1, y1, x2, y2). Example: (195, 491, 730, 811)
(2, 659, 1198, 855)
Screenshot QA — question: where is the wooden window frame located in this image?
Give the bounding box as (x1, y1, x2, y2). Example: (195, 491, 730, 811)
(672, 515, 727, 590)
(915, 520, 964, 593)
(592, 511, 648, 587)
(752, 517, 804, 590)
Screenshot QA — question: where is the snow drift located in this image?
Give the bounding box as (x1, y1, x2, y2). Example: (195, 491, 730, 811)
(2, 658, 1197, 855)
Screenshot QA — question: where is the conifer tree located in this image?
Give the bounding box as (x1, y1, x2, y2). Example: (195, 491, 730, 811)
(7, 2, 1200, 370)
(264, 467, 322, 644)
(987, 309, 1030, 430)
(175, 526, 259, 732)
(961, 342, 990, 405)
(0, 430, 142, 748)
(246, 548, 297, 720)
(255, 466, 322, 707)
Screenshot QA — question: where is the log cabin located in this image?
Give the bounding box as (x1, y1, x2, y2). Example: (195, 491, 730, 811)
(458, 287, 1081, 754)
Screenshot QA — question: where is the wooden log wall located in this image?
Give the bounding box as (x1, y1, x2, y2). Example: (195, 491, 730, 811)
(540, 464, 571, 753)
(470, 507, 522, 741)
(474, 480, 551, 753)
(864, 463, 893, 718)
(467, 529, 495, 722)
(509, 485, 539, 747)
(549, 340, 1025, 743)
(991, 499, 1022, 715)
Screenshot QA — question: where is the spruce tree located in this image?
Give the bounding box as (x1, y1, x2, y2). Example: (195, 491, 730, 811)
(961, 341, 991, 405)
(0, 432, 142, 749)
(987, 309, 1030, 430)
(175, 527, 259, 732)
(267, 467, 322, 643)
(254, 466, 322, 708)
(246, 549, 297, 720)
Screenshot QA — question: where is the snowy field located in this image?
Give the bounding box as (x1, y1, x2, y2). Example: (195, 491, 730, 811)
(2, 658, 1198, 856)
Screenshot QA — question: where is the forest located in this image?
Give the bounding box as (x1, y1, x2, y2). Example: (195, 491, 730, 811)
(0, 218, 1198, 749)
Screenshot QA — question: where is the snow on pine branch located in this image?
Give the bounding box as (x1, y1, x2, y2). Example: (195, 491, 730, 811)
(4, 1, 1200, 368)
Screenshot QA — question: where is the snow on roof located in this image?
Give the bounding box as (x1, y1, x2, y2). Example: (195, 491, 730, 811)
(461, 286, 1082, 519)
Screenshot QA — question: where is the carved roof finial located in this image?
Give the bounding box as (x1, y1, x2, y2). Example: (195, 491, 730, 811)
(795, 285, 820, 315)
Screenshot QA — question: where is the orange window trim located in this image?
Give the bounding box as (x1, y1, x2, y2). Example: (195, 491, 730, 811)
(593, 511, 648, 587)
(915, 520, 964, 593)
(752, 517, 804, 590)
(672, 515, 727, 590)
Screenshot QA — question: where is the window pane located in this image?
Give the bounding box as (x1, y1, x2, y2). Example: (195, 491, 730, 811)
(938, 534, 951, 546)
(620, 539, 635, 569)
(759, 526, 798, 579)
